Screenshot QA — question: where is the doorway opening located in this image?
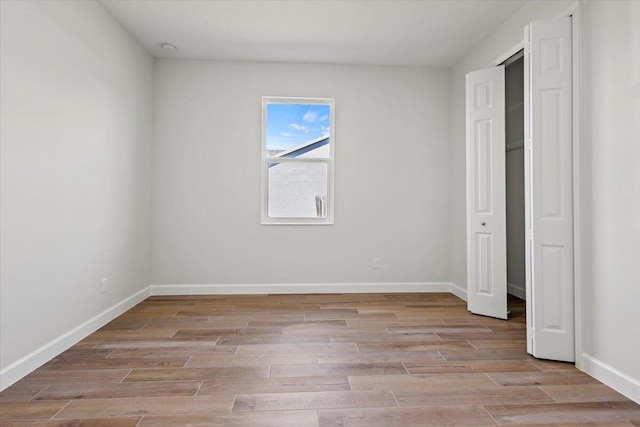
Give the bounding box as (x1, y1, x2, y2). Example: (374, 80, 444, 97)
(467, 14, 577, 363)
(503, 50, 526, 311)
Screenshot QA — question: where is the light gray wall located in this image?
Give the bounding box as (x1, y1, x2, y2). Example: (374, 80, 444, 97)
(581, 0, 640, 387)
(152, 60, 451, 285)
(0, 1, 153, 373)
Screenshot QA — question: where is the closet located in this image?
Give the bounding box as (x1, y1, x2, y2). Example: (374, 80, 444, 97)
(504, 53, 526, 301)
(466, 17, 574, 361)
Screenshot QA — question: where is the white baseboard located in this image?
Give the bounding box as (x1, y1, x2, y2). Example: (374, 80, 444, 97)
(5, 281, 639, 406)
(449, 282, 468, 301)
(580, 353, 640, 404)
(0, 286, 151, 391)
(150, 282, 458, 296)
(507, 281, 526, 300)
(1, 282, 466, 391)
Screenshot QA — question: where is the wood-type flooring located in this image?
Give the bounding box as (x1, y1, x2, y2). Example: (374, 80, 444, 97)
(1, 293, 639, 426)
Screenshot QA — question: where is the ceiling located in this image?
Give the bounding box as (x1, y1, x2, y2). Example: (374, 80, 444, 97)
(98, 0, 527, 67)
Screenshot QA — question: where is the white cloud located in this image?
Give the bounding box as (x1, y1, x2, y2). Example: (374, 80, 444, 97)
(321, 126, 331, 137)
(318, 115, 329, 122)
(303, 110, 319, 123)
(290, 123, 309, 133)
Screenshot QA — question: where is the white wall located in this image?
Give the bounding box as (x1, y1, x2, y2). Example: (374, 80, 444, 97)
(450, 0, 640, 401)
(152, 60, 450, 286)
(0, 0, 153, 387)
(580, 0, 640, 398)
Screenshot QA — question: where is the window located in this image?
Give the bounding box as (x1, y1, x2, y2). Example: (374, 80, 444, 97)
(261, 97, 334, 224)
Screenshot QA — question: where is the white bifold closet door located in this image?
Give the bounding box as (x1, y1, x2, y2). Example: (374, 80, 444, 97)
(465, 65, 508, 320)
(465, 17, 574, 362)
(525, 17, 574, 362)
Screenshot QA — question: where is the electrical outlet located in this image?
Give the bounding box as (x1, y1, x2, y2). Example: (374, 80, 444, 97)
(373, 258, 381, 269)
(100, 278, 108, 294)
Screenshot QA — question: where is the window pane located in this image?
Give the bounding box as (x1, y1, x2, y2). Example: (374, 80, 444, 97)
(268, 162, 328, 218)
(266, 103, 331, 159)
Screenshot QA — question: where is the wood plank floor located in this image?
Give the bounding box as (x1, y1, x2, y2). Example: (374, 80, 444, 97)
(1, 293, 638, 426)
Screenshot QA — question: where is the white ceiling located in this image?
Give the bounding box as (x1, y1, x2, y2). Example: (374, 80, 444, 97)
(98, 0, 527, 67)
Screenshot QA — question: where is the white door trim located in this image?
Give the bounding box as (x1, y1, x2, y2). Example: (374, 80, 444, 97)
(563, 0, 584, 372)
(489, 42, 525, 68)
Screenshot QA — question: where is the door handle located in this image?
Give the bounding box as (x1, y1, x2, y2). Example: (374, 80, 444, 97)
(481, 222, 486, 226)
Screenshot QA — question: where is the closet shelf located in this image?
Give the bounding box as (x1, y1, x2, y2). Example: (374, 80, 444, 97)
(506, 139, 524, 152)
(506, 102, 524, 114)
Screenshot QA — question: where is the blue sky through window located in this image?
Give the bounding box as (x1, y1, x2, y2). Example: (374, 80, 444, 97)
(266, 103, 331, 151)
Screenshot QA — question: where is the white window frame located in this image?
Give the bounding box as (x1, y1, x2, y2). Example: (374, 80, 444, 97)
(261, 96, 335, 225)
